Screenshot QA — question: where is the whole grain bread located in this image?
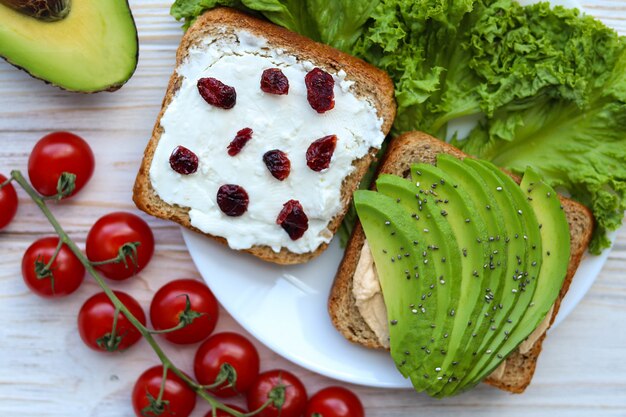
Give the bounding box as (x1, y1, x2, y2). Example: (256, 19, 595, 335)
(328, 131, 594, 393)
(133, 8, 396, 265)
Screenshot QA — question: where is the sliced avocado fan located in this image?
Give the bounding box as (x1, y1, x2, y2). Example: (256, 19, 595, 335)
(419, 155, 508, 397)
(354, 189, 444, 387)
(0, 1, 138, 92)
(374, 174, 462, 390)
(449, 159, 542, 395)
(405, 161, 492, 395)
(354, 159, 570, 397)
(461, 166, 570, 388)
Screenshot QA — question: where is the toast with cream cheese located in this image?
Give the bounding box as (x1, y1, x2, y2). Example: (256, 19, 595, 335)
(133, 8, 395, 264)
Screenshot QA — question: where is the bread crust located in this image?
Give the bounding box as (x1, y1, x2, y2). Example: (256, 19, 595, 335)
(328, 131, 594, 393)
(133, 8, 396, 264)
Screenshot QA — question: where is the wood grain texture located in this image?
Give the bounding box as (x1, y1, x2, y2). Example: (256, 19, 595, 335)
(0, 1, 625, 416)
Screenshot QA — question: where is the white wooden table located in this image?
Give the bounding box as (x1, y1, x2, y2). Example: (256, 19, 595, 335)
(1, 1, 625, 416)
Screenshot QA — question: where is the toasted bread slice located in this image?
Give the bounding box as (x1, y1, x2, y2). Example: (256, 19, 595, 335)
(133, 8, 396, 265)
(329, 131, 594, 393)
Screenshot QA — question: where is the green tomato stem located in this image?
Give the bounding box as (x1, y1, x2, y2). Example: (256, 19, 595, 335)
(147, 321, 187, 335)
(0, 176, 13, 188)
(44, 239, 64, 271)
(157, 364, 169, 404)
(8, 169, 255, 417)
(107, 306, 121, 351)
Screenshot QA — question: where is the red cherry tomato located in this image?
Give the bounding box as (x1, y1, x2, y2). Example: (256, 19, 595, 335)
(0, 174, 18, 229)
(86, 212, 154, 280)
(205, 404, 246, 417)
(77, 291, 146, 352)
(194, 332, 260, 398)
(21, 236, 84, 297)
(132, 365, 196, 417)
(28, 131, 95, 197)
(247, 370, 307, 417)
(150, 279, 219, 344)
(305, 387, 364, 417)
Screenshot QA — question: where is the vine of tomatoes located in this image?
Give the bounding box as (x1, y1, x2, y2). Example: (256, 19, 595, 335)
(0, 131, 365, 417)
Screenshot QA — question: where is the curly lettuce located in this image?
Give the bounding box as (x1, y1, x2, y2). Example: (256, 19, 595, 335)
(351, 0, 626, 252)
(454, 44, 626, 253)
(170, 0, 379, 52)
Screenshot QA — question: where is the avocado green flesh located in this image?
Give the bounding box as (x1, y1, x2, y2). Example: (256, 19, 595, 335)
(374, 174, 462, 390)
(405, 162, 489, 395)
(356, 160, 570, 397)
(424, 155, 509, 395)
(0, 1, 138, 92)
(466, 167, 570, 385)
(354, 189, 442, 384)
(450, 159, 540, 394)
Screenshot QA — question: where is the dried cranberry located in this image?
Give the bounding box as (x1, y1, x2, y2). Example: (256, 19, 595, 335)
(305, 68, 335, 113)
(260, 68, 289, 95)
(227, 128, 253, 156)
(276, 200, 308, 240)
(216, 185, 249, 217)
(197, 77, 236, 109)
(169, 146, 198, 175)
(263, 150, 291, 181)
(306, 135, 337, 172)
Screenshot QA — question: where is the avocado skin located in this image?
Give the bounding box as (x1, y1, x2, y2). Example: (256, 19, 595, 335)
(0, 0, 138, 93)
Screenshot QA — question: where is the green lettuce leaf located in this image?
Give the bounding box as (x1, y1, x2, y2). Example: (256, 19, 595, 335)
(455, 45, 626, 253)
(449, 2, 626, 253)
(170, 0, 379, 51)
(355, 0, 626, 252)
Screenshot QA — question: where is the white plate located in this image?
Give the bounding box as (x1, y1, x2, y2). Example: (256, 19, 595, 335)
(183, 0, 605, 388)
(184, 230, 411, 388)
(183, 227, 614, 389)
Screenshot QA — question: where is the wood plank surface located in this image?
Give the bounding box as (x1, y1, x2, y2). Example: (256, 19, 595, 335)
(1, 1, 625, 416)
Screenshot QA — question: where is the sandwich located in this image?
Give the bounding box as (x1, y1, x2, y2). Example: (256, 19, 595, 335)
(329, 131, 593, 395)
(133, 8, 396, 264)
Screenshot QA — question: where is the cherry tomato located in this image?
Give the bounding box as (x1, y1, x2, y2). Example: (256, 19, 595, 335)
(205, 404, 246, 417)
(0, 174, 18, 229)
(21, 236, 84, 297)
(28, 131, 95, 197)
(150, 279, 219, 344)
(194, 332, 260, 398)
(86, 212, 154, 280)
(78, 291, 146, 352)
(132, 365, 196, 417)
(247, 370, 307, 417)
(305, 387, 364, 417)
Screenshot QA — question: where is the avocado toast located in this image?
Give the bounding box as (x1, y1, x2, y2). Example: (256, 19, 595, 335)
(329, 131, 593, 394)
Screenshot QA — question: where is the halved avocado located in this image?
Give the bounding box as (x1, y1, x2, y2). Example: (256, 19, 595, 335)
(0, 0, 138, 92)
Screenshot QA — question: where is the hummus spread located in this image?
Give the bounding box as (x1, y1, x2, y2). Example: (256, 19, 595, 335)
(352, 241, 390, 348)
(353, 240, 556, 380)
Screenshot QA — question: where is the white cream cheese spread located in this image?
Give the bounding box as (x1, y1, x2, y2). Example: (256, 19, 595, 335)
(149, 31, 385, 254)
